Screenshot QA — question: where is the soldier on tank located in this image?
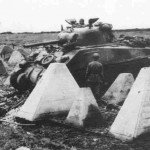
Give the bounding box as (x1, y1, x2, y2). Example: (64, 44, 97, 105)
(85, 53, 104, 101)
(79, 18, 85, 26)
(78, 18, 89, 27)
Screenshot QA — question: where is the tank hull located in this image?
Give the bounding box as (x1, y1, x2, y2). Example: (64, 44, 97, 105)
(66, 46, 150, 88)
(10, 45, 150, 92)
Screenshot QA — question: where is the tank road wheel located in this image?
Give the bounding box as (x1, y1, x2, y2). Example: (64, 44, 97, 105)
(17, 73, 29, 91)
(10, 70, 31, 91)
(10, 70, 24, 90)
(41, 55, 55, 67)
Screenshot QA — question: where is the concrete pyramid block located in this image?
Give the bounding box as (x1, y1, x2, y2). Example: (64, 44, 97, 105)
(0, 45, 13, 60)
(16, 63, 80, 121)
(8, 50, 25, 65)
(16, 147, 30, 150)
(66, 87, 103, 127)
(102, 73, 134, 105)
(110, 67, 150, 141)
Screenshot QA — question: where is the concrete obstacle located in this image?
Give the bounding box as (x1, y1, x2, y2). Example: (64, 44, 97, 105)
(102, 73, 134, 105)
(66, 87, 103, 127)
(110, 67, 150, 141)
(0, 45, 13, 61)
(16, 63, 80, 121)
(8, 50, 25, 65)
(16, 147, 30, 150)
(17, 48, 30, 57)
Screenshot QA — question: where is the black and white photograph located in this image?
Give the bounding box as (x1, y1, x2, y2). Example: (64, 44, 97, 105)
(0, 0, 149, 149)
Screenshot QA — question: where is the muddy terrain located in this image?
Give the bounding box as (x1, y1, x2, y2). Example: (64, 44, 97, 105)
(0, 86, 150, 150)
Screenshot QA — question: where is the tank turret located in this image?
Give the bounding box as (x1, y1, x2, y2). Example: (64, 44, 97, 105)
(58, 18, 114, 46)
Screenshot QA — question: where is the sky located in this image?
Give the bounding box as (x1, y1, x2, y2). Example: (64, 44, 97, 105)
(0, 0, 149, 32)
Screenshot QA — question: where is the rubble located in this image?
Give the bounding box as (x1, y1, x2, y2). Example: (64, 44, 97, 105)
(0, 85, 30, 118)
(115, 35, 150, 48)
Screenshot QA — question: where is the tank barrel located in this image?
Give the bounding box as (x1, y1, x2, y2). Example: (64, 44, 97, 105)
(23, 40, 59, 48)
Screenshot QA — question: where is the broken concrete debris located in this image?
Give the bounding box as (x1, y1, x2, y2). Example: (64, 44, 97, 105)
(16, 63, 79, 121)
(110, 67, 150, 141)
(66, 87, 103, 127)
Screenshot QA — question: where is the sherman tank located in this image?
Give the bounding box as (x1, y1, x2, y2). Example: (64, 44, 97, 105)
(10, 18, 150, 91)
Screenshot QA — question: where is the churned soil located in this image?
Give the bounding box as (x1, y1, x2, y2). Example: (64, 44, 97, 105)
(0, 87, 150, 150)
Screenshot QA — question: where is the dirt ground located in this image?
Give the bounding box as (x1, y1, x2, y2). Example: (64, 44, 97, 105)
(0, 30, 150, 150)
(1, 90, 150, 150)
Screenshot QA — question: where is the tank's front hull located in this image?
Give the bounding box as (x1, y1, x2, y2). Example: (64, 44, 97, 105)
(66, 46, 150, 89)
(10, 46, 150, 92)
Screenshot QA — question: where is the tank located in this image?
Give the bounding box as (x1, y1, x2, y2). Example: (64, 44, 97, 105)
(57, 18, 113, 46)
(10, 18, 150, 91)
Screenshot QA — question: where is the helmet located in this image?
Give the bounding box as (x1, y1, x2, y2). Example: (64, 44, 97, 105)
(93, 53, 100, 60)
(79, 18, 84, 25)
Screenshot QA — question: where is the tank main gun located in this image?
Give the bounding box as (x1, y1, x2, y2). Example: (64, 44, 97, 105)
(23, 40, 59, 48)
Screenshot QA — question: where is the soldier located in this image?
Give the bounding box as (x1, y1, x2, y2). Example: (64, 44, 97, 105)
(79, 18, 85, 26)
(85, 53, 104, 101)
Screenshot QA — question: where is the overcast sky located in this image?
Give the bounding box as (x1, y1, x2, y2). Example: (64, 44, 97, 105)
(0, 0, 149, 32)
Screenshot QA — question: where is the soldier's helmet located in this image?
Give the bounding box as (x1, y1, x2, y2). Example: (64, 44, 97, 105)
(79, 19, 84, 25)
(93, 53, 100, 60)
